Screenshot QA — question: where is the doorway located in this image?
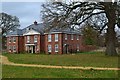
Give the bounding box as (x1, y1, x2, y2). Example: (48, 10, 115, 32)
(28, 46, 35, 53)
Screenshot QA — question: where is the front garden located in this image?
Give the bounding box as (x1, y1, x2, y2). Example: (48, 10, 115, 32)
(2, 52, 119, 68)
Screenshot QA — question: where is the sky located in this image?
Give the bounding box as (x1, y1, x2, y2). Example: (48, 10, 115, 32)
(2, 2, 45, 29)
(1, 0, 120, 33)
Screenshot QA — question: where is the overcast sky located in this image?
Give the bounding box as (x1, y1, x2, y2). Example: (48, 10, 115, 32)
(2, 2, 45, 29)
(1, 1, 120, 33)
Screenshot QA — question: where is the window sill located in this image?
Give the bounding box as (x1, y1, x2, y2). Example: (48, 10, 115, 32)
(55, 41, 58, 42)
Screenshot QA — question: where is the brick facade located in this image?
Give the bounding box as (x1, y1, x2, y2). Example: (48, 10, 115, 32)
(7, 36, 24, 53)
(44, 33, 84, 54)
(6, 22, 96, 54)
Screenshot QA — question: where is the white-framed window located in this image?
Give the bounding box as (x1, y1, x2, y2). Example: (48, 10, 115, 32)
(55, 34, 58, 42)
(48, 34, 51, 42)
(9, 46, 11, 50)
(9, 46, 12, 52)
(34, 35, 37, 43)
(27, 36, 30, 43)
(9, 37, 12, 43)
(55, 44, 58, 52)
(48, 45, 52, 52)
(77, 44, 79, 52)
(71, 34, 73, 40)
(13, 46, 16, 52)
(77, 35, 79, 40)
(13, 37, 16, 43)
(65, 34, 67, 40)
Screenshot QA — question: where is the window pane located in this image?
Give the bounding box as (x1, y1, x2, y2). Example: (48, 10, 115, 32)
(13, 46, 16, 52)
(27, 36, 30, 43)
(55, 34, 58, 42)
(13, 37, 16, 42)
(55, 44, 58, 52)
(71, 34, 73, 40)
(65, 34, 67, 40)
(77, 44, 79, 52)
(34, 35, 37, 42)
(48, 34, 51, 42)
(77, 35, 79, 40)
(9, 37, 12, 43)
(48, 45, 51, 52)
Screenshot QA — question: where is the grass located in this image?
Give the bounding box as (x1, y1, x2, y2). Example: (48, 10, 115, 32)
(3, 52, 119, 68)
(2, 65, 118, 78)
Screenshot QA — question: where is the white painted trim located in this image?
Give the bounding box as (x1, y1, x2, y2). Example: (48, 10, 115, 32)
(25, 43, 36, 46)
(44, 32, 62, 34)
(23, 29, 40, 36)
(6, 35, 23, 37)
(44, 32, 81, 35)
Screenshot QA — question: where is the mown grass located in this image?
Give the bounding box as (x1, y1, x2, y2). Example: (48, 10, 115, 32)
(2, 65, 118, 78)
(3, 52, 119, 68)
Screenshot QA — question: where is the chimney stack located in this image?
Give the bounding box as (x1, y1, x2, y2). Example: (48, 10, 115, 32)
(34, 21, 37, 25)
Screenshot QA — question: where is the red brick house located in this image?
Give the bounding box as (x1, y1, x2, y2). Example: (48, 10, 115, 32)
(6, 21, 95, 54)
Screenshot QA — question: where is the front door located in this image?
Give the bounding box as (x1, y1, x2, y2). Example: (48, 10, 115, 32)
(29, 46, 32, 53)
(64, 45, 69, 54)
(26, 45, 35, 53)
(33, 46, 35, 53)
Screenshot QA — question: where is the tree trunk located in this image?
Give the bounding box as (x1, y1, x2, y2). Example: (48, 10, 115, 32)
(105, 4, 117, 56)
(105, 23, 117, 56)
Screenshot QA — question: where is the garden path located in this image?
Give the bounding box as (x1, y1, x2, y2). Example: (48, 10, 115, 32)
(1, 55, 120, 71)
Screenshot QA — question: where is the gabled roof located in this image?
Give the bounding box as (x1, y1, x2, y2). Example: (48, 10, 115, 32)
(45, 27, 81, 35)
(7, 21, 81, 36)
(7, 29, 23, 36)
(22, 23, 45, 34)
(7, 22, 46, 36)
(23, 29, 40, 36)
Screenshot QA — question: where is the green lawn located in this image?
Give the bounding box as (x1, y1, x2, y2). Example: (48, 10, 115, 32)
(2, 65, 118, 78)
(3, 52, 119, 68)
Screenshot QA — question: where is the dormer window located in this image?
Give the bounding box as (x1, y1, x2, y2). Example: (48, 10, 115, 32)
(26, 28, 30, 31)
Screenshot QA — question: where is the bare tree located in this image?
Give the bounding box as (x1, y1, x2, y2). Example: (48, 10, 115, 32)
(41, 0, 120, 56)
(0, 12, 20, 35)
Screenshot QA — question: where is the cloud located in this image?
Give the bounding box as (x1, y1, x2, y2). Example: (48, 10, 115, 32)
(1, 0, 46, 2)
(2, 2, 44, 29)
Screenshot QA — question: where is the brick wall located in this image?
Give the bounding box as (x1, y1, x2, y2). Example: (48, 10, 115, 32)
(62, 33, 82, 53)
(7, 36, 19, 53)
(18, 36, 24, 53)
(45, 33, 63, 54)
(7, 33, 96, 54)
(24, 35, 41, 53)
(45, 33, 83, 54)
(40, 35, 45, 53)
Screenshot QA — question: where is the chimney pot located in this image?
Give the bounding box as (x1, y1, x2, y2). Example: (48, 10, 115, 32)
(34, 21, 37, 25)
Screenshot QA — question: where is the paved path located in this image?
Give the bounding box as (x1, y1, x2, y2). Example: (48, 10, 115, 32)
(1, 55, 120, 71)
